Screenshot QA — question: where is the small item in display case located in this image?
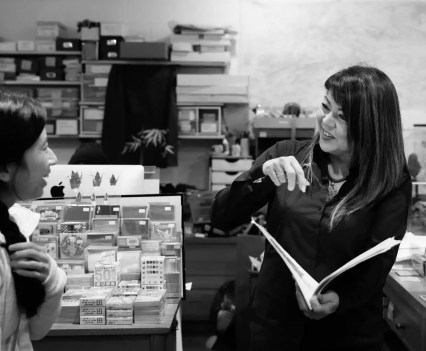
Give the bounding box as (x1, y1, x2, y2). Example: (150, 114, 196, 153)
(63, 205, 92, 222)
(165, 272, 180, 283)
(148, 203, 175, 221)
(412, 254, 426, 276)
(117, 236, 140, 249)
(86, 231, 116, 246)
(37, 205, 63, 221)
(161, 242, 181, 256)
(120, 218, 149, 239)
(57, 259, 85, 275)
(94, 205, 120, 218)
(80, 306, 105, 316)
(80, 315, 105, 325)
(31, 234, 58, 259)
(106, 295, 135, 310)
(141, 240, 161, 256)
(117, 250, 142, 274)
(59, 221, 88, 233)
(92, 218, 119, 233)
(79, 287, 113, 307)
(151, 222, 177, 242)
(121, 205, 149, 219)
(66, 273, 94, 291)
(140, 255, 165, 285)
(164, 257, 181, 273)
(59, 232, 87, 259)
(118, 280, 141, 289)
(94, 261, 120, 287)
(106, 317, 133, 325)
(85, 246, 118, 273)
(36, 221, 58, 235)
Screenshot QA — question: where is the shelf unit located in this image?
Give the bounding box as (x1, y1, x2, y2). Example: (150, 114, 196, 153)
(79, 59, 229, 139)
(0, 50, 82, 139)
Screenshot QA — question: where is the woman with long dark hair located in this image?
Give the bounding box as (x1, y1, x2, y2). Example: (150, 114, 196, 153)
(0, 92, 66, 350)
(210, 65, 412, 350)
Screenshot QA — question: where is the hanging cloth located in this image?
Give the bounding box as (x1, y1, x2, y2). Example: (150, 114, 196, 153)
(101, 64, 178, 167)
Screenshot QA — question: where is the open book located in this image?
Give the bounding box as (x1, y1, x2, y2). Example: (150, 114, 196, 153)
(251, 218, 401, 309)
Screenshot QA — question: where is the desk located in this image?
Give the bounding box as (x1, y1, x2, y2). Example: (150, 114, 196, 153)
(383, 271, 426, 351)
(33, 303, 179, 351)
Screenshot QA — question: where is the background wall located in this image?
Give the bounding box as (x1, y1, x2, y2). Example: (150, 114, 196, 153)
(1, 0, 425, 187)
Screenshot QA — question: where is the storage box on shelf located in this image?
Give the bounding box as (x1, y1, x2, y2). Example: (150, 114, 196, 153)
(210, 155, 253, 191)
(252, 117, 316, 157)
(0, 50, 82, 138)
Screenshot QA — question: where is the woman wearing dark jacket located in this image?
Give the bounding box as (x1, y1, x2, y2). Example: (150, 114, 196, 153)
(210, 65, 412, 351)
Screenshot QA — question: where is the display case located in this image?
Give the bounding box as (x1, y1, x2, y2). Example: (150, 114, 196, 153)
(26, 192, 185, 330)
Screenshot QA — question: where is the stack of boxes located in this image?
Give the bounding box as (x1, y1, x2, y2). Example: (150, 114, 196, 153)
(79, 288, 112, 325)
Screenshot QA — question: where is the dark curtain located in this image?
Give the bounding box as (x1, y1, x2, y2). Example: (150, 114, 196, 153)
(101, 64, 178, 167)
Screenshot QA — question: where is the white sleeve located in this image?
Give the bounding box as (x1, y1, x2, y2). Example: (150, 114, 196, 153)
(29, 256, 66, 340)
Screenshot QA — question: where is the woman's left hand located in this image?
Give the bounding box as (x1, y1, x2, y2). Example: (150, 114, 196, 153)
(8, 242, 50, 282)
(295, 283, 339, 320)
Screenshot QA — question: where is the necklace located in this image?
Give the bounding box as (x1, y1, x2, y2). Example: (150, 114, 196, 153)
(327, 175, 347, 201)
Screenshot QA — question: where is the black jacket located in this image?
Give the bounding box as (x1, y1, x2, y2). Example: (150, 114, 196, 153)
(210, 140, 412, 351)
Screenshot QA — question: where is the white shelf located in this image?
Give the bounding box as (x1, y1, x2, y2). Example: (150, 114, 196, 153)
(178, 134, 225, 140)
(0, 81, 80, 86)
(0, 51, 81, 56)
(82, 60, 227, 67)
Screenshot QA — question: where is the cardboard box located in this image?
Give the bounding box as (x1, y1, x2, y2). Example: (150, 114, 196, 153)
(81, 27, 100, 41)
(119, 42, 169, 60)
(36, 40, 56, 52)
(40, 68, 64, 81)
(56, 38, 81, 51)
(37, 21, 67, 38)
(99, 36, 123, 60)
(16, 58, 39, 74)
(82, 41, 99, 60)
(17, 40, 35, 52)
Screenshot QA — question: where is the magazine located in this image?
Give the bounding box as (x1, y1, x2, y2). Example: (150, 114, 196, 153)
(251, 218, 401, 309)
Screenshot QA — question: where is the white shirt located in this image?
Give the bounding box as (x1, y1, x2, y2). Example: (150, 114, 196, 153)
(0, 204, 66, 351)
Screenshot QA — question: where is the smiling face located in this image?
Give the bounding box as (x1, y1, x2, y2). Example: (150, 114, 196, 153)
(317, 91, 352, 164)
(11, 128, 57, 201)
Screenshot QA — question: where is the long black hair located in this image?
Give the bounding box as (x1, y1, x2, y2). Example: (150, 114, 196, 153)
(305, 65, 406, 229)
(0, 91, 47, 317)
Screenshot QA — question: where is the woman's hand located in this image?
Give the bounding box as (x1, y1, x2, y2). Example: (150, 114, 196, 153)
(262, 156, 310, 192)
(8, 242, 50, 282)
(295, 283, 339, 320)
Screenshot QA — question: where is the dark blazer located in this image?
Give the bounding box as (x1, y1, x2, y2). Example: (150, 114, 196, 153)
(210, 140, 412, 351)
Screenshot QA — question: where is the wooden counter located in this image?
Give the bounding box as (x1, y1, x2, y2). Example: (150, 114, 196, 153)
(182, 236, 237, 322)
(33, 303, 179, 351)
(383, 271, 426, 351)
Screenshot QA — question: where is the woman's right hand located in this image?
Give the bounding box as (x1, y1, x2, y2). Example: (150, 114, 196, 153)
(262, 156, 310, 192)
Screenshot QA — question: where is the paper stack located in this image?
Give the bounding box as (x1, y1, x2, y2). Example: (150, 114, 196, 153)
(106, 295, 136, 325)
(57, 288, 86, 324)
(176, 74, 249, 104)
(79, 287, 113, 325)
(133, 289, 167, 324)
(170, 25, 232, 63)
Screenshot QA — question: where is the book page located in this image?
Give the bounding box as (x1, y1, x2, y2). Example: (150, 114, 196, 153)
(251, 218, 401, 310)
(314, 236, 401, 295)
(251, 219, 319, 307)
